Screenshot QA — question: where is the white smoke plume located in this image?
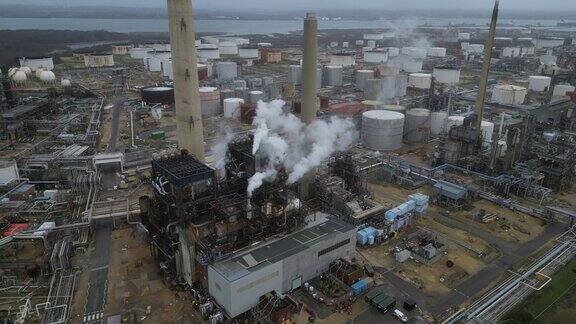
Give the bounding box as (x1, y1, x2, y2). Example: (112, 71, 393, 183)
(247, 100, 357, 196)
(210, 126, 235, 172)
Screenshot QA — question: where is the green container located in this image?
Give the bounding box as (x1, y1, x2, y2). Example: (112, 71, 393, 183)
(151, 130, 165, 140)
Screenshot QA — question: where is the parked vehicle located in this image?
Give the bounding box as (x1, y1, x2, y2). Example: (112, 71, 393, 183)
(393, 309, 408, 322)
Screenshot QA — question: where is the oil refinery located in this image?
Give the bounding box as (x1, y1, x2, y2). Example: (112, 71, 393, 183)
(1, 0, 576, 323)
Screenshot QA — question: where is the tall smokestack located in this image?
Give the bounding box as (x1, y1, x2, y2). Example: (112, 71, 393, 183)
(299, 13, 318, 200)
(167, 0, 205, 161)
(474, 0, 499, 132)
(301, 13, 318, 125)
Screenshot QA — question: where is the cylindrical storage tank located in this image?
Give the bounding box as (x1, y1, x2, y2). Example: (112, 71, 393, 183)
(367, 40, 377, 48)
(197, 47, 220, 62)
(234, 87, 249, 101)
(355, 40, 365, 46)
(395, 74, 408, 98)
(161, 60, 172, 78)
(324, 66, 343, 86)
(365, 78, 382, 100)
(330, 53, 356, 67)
(129, 47, 149, 59)
(19, 57, 54, 71)
(362, 110, 405, 151)
(458, 33, 471, 40)
(380, 75, 397, 100)
(428, 47, 447, 57)
(356, 70, 374, 91)
(316, 68, 323, 89)
(405, 108, 431, 142)
(447, 116, 465, 129)
(362, 100, 383, 110)
(481, 120, 494, 147)
(408, 73, 432, 89)
(223, 98, 244, 119)
(402, 59, 423, 73)
(220, 89, 235, 106)
(342, 42, 349, 48)
(39, 70, 56, 83)
(148, 56, 163, 72)
(433, 67, 461, 86)
(199, 87, 221, 117)
(430, 111, 448, 135)
(238, 46, 259, 59)
(12, 70, 27, 83)
(491, 85, 527, 105)
(401, 47, 427, 59)
(468, 44, 484, 54)
(249, 90, 264, 103)
(552, 84, 576, 98)
(219, 41, 239, 55)
(216, 62, 238, 81)
(386, 47, 400, 57)
(140, 86, 175, 105)
(61, 79, 72, 87)
(364, 50, 388, 64)
(234, 79, 247, 89)
(0, 161, 19, 186)
(528, 76, 552, 92)
(287, 65, 302, 85)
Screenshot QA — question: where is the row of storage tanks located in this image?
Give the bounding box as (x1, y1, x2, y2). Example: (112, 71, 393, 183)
(491, 76, 575, 105)
(7, 66, 70, 85)
(287, 65, 344, 88)
(360, 108, 496, 151)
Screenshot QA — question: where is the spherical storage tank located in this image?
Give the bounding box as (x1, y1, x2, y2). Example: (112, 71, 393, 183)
(408, 73, 432, 89)
(288, 65, 302, 85)
(223, 98, 244, 119)
(405, 108, 431, 142)
(324, 66, 343, 86)
(39, 70, 56, 83)
(356, 70, 374, 91)
(433, 67, 460, 86)
(491, 85, 527, 105)
(216, 62, 238, 81)
(61, 79, 72, 87)
(141, 86, 175, 105)
(528, 76, 552, 92)
(199, 87, 221, 117)
(430, 111, 448, 135)
(19, 66, 31, 75)
(362, 110, 405, 151)
(12, 70, 27, 83)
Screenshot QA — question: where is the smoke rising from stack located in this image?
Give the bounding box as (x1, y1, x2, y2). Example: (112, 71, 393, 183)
(247, 100, 357, 196)
(211, 126, 235, 172)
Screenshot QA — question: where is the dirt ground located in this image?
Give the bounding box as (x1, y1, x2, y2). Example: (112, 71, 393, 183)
(104, 227, 203, 323)
(444, 200, 546, 244)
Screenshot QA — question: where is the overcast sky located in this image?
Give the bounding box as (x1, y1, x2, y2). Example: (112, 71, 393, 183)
(10, 0, 576, 11)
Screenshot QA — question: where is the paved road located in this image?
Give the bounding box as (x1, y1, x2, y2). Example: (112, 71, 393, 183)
(107, 98, 125, 153)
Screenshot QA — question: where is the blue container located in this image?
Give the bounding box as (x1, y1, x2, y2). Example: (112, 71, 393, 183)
(364, 227, 377, 238)
(352, 279, 368, 296)
(385, 209, 396, 221)
(368, 235, 375, 245)
(357, 229, 368, 245)
(405, 200, 416, 211)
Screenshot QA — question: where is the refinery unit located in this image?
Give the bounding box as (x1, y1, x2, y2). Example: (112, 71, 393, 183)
(0, 0, 576, 323)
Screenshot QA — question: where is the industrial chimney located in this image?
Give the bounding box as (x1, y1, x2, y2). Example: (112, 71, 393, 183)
(167, 0, 205, 162)
(299, 13, 318, 199)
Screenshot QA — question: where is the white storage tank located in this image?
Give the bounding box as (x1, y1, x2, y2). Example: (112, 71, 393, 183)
(402, 59, 423, 73)
(532, 37, 564, 49)
(61, 79, 72, 87)
(316, 68, 323, 89)
(430, 111, 448, 135)
(491, 85, 527, 105)
(162, 60, 173, 79)
(0, 161, 19, 186)
(19, 56, 54, 71)
(447, 116, 465, 130)
(217, 62, 238, 81)
(386, 47, 400, 57)
(458, 33, 471, 40)
(330, 53, 355, 67)
(84, 53, 115, 67)
(408, 73, 432, 89)
(199, 87, 221, 117)
(552, 84, 576, 98)
(12, 70, 27, 83)
(468, 44, 485, 54)
(197, 47, 220, 62)
(223, 98, 244, 119)
(19, 66, 31, 75)
(288, 65, 302, 85)
(365, 78, 382, 100)
(428, 47, 447, 57)
(324, 66, 343, 86)
(129, 47, 149, 59)
(502, 47, 521, 58)
(367, 40, 377, 48)
(401, 47, 427, 59)
(433, 67, 461, 86)
(528, 76, 552, 92)
(249, 90, 264, 103)
(238, 46, 259, 59)
(405, 108, 431, 142)
(219, 41, 239, 55)
(481, 120, 494, 147)
(395, 74, 408, 97)
(356, 70, 374, 91)
(362, 110, 405, 151)
(342, 42, 349, 48)
(39, 70, 56, 83)
(364, 50, 388, 64)
(355, 40, 365, 46)
(380, 75, 397, 100)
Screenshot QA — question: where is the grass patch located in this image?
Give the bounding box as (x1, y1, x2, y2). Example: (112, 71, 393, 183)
(502, 256, 576, 323)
